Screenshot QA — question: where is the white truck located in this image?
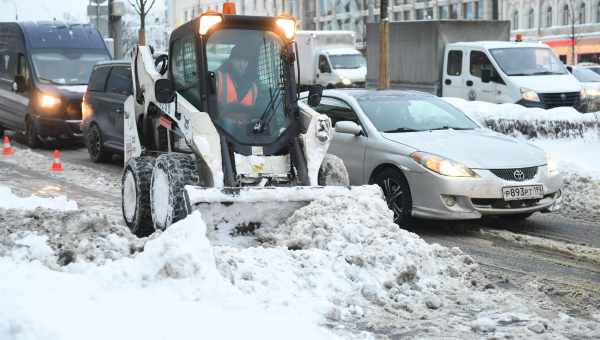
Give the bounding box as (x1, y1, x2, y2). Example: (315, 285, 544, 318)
(296, 30, 366, 90)
(367, 21, 584, 110)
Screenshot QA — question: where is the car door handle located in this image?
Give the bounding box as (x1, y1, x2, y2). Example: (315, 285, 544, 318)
(114, 108, 123, 114)
(466, 80, 474, 87)
(444, 79, 452, 85)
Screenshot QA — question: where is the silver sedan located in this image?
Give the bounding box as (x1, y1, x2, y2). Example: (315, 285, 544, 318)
(304, 89, 563, 224)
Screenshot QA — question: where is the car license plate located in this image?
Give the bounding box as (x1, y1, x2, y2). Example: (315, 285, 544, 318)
(502, 185, 544, 201)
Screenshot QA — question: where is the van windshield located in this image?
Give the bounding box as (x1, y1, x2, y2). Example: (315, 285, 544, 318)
(489, 47, 567, 76)
(31, 49, 110, 85)
(329, 54, 366, 69)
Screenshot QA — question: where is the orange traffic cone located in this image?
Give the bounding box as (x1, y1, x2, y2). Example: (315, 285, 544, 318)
(49, 149, 64, 172)
(2, 135, 13, 156)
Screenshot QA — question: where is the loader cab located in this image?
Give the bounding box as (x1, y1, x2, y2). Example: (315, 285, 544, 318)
(165, 13, 299, 156)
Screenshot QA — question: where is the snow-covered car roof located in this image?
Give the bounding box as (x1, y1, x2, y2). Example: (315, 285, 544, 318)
(449, 41, 548, 50)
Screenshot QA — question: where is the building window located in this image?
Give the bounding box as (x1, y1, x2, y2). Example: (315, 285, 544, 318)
(416, 8, 424, 20)
(474, 1, 483, 19)
(426, 7, 433, 19)
(394, 11, 401, 21)
(563, 5, 570, 25)
(546, 7, 553, 27)
(463, 2, 474, 19)
(528, 8, 535, 28)
(512, 10, 519, 29)
(404, 10, 411, 20)
(450, 4, 458, 19)
(579, 2, 586, 23)
(439, 5, 449, 19)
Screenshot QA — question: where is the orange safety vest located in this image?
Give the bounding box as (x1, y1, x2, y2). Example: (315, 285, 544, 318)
(216, 70, 257, 106)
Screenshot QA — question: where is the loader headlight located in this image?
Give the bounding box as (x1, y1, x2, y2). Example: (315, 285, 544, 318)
(39, 93, 61, 108)
(520, 88, 540, 102)
(546, 153, 560, 176)
(411, 152, 477, 177)
(199, 13, 223, 35)
(275, 16, 296, 40)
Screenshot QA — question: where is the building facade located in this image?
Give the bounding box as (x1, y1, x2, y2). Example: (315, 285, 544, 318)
(504, 0, 600, 64)
(169, 0, 303, 29)
(312, 0, 497, 48)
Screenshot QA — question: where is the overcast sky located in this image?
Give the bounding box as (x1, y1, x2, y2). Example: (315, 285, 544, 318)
(0, 0, 88, 22)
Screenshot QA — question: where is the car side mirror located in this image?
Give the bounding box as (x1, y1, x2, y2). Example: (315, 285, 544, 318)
(307, 85, 323, 107)
(335, 121, 362, 136)
(155, 78, 175, 103)
(481, 69, 491, 83)
(13, 75, 26, 92)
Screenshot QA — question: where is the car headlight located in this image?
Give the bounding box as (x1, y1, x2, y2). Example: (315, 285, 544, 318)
(411, 152, 477, 177)
(546, 153, 560, 176)
(341, 77, 352, 86)
(520, 88, 540, 102)
(580, 88, 588, 99)
(584, 88, 600, 97)
(40, 93, 61, 108)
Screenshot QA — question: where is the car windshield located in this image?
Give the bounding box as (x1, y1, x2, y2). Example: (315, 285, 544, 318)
(357, 96, 479, 132)
(574, 67, 600, 82)
(206, 29, 290, 145)
(329, 54, 365, 69)
(31, 49, 110, 85)
(489, 47, 567, 76)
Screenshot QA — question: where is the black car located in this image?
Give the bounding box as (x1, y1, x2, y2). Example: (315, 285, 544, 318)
(0, 22, 111, 146)
(82, 61, 130, 162)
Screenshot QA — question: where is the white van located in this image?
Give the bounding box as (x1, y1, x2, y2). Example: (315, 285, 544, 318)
(442, 41, 584, 109)
(296, 31, 366, 90)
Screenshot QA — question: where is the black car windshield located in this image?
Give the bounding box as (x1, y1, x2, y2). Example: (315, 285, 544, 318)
(357, 96, 479, 132)
(489, 47, 567, 76)
(329, 54, 366, 69)
(206, 29, 290, 145)
(573, 67, 600, 82)
(31, 49, 110, 85)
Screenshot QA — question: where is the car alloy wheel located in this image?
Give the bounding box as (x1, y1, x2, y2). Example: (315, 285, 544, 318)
(87, 124, 109, 163)
(373, 168, 412, 226)
(382, 178, 405, 223)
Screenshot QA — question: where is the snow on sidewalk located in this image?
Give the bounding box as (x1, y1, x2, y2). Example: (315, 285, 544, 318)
(0, 185, 77, 211)
(1, 192, 599, 339)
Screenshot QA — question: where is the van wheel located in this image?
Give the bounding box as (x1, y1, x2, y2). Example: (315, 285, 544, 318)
(87, 124, 110, 163)
(25, 116, 41, 148)
(372, 167, 413, 227)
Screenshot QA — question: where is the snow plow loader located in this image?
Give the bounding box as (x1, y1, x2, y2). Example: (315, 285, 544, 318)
(122, 7, 381, 236)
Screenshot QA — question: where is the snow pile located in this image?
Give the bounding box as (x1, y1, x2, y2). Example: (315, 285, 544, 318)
(1, 196, 599, 338)
(0, 207, 143, 265)
(0, 212, 339, 340)
(443, 97, 600, 139)
(0, 186, 77, 211)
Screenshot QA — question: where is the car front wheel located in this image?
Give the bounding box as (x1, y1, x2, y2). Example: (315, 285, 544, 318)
(373, 167, 413, 226)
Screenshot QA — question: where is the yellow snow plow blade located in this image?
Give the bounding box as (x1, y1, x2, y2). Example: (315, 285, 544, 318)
(184, 185, 383, 230)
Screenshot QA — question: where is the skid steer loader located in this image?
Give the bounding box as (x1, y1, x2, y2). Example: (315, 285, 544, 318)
(121, 7, 381, 237)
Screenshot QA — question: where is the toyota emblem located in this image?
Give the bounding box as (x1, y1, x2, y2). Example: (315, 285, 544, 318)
(513, 169, 525, 181)
(560, 93, 567, 101)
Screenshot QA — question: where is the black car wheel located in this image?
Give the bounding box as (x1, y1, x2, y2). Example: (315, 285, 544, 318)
(86, 124, 110, 163)
(25, 116, 40, 148)
(373, 167, 413, 226)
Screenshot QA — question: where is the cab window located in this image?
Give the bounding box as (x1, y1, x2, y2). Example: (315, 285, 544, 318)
(318, 55, 331, 73)
(470, 50, 504, 84)
(171, 36, 201, 107)
(447, 50, 462, 76)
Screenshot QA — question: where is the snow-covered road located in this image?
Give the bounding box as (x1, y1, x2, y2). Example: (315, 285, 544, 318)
(1, 138, 599, 339)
